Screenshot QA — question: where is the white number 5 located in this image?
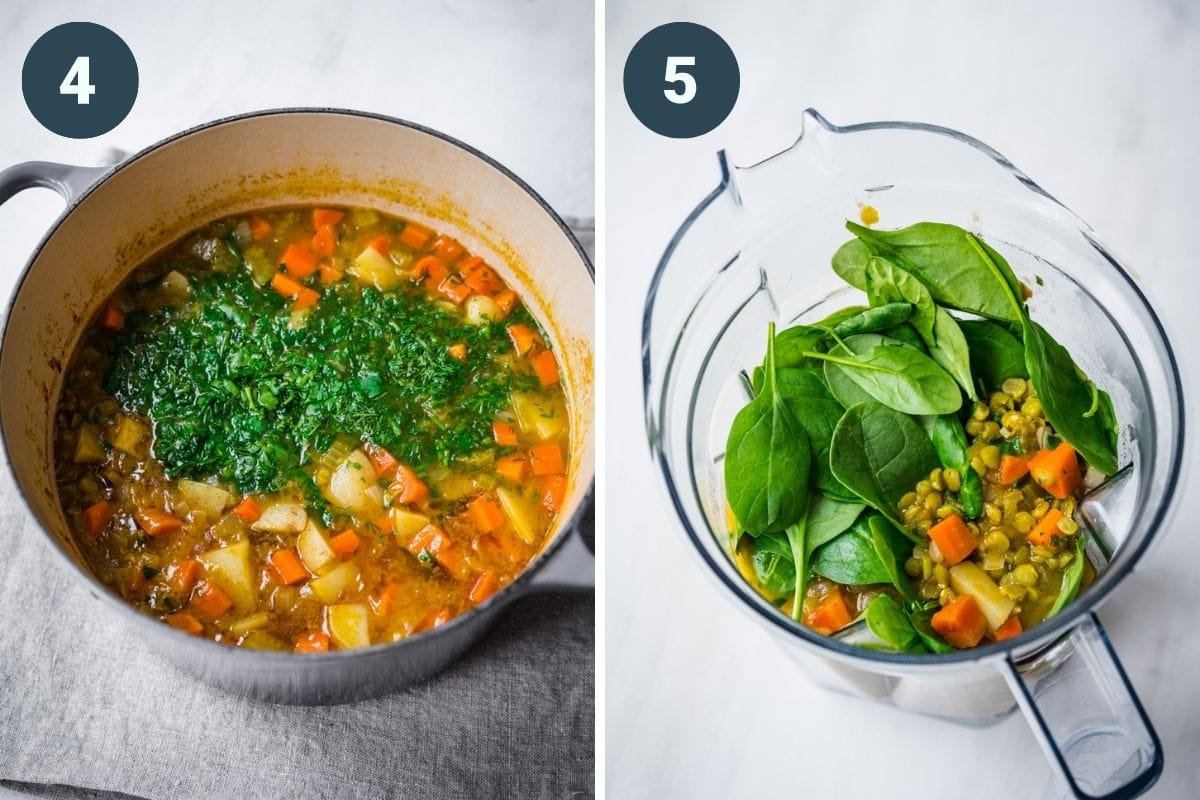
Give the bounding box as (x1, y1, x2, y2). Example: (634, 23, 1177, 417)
(663, 56, 696, 104)
(59, 56, 96, 105)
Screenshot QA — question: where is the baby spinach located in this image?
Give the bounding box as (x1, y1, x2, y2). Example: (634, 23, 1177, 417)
(959, 319, 1027, 388)
(928, 414, 983, 518)
(829, 402, 940, 536)
(1047, 533, 1088, 618)
(725, 323, 813, 533)
(868, 515, 920, 602)
(833, 302, 914, 337)
(865, 595, 926, 653)
(844, 221, 1023, 322)
(865, 258, 936, 344)
(775, 367, 855, 501)
(749, 532, 797, 601)
(909, 607, 955, 653)
(930, 308, 977, 400)
(823, 358, 874, 409)
(831, 238, 872, 288)
(811, 516, 894, 585)
(882, 323, 927, 352)
(1022, 318, 1119, 475)
(779, 494, 865, 621)
(806, 334, 962, 416)
(774, 324, 827, 370)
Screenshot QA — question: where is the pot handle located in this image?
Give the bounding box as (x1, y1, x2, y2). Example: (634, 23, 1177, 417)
(525, 495, 594, 593)
(0, 161, 107, 205)
(1003, 612, 1162, 800)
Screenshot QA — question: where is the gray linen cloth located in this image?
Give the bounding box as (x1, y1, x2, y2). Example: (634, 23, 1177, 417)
(0, 222, 595, 800)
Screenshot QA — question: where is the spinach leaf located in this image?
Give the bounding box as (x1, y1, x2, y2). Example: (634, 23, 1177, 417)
(1047, 532, 1088, 618)
(829, 402, 941, 536)
(823, 358, 875, 409)
(909, 607, 955, 653)
(807, 494, 866, 550)
(868, 515, 919, 602)
(959, 319, 1028, 388)
(725, 323, 813, 533)
(813, 305, 869, 330)
(776, 367, 854, 501)
(882, 322, 926, 352)
(749, 532, 797, 601)
(774, 325, 827, 370)
(832, 302, 913, 337)
(806, 334, 962, 416)
(930, 308, 977, 400)
(845, 221, 1023, 321)
(1021, 318, 1119, 475)
(864, 258, 936, 343)
(811, 516, 894, 585)
(831, 238, 872, 288)
(928, 414, 983, 518)
(865, 595, 926, 653)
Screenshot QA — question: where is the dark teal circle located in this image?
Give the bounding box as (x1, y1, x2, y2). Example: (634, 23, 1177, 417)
(623, 22, 739, 139)
(22, 22, 138, 139)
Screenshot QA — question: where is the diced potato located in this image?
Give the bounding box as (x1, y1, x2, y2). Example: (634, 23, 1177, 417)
(949, 561, 1016, 631)
(298, 520, 338, 575)
(434, 472, 487, 501)
(251, 502, 308, 534)
(110, 415, 148, 456)
(161, 270, 192, 302)
(327, 603, 371, 649)
(465, 294, 503, 325)
(496, 487, 539, 544)
(308, 562, 360, 603)
(324, 449, 383, 516)
(350, 208, 380, 226)
(348, 245, 399, 290)
(392, 508, 430, 541)
(198, 540, 256, 614)
(178, 480, 233, 518)
(74, 424, 104, 463)
(511, 392, 568, 440)
(229, 612, 270, 635)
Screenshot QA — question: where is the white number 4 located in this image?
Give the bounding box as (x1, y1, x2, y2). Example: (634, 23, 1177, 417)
(59, 56, 96, 105)
(663, 56, 696, 105)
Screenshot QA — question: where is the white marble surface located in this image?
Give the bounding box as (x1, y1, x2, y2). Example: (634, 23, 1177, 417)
(605, 1, 1198, 798)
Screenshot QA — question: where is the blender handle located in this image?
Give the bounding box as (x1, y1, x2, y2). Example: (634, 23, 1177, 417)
(0, 161, 107, 205)
(1003, 612, 1162, 800)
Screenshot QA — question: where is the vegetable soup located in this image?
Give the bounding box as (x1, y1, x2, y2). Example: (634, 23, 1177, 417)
(55, 206, 570, 652)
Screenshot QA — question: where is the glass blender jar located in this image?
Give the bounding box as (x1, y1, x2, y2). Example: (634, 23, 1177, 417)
(643, 110, 1186, 800)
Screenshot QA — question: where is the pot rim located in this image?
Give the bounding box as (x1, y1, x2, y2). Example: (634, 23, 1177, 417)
(645, 108, 1186, 670)
(0, 107, 595, 665)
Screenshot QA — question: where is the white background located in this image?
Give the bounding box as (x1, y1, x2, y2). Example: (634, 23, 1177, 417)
(605, 1, 1198, 799)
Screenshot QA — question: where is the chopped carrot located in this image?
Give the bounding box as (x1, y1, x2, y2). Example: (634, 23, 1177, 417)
(1028, 507, 1066, 547)
(931, 594, 988, 648)
(232, 496, 261, 523)
(390, 464, 429, 504)
(98, 302, 124, 331)
(364, 444, 399, 479)
(268, 548, 309, 585)
(495, 454, 528, 483)
(413, 607, 451, 633)
(168, 559, 201, 595)
(447, 343, 467, 361)
(459, 257, 501, 294)
(166, 613, 203, 636)
(270, 272, 306, 300)
(311, 225, 336, 257)
(528, 442, 565, 476)
(993, 616, 1023, 642)
(999, 454, 1030, 484)
(927, 514, 978, 566)
(541, 474, 568, 513)
(318, 263, 344, 285)
(367, 234, 391, 255)
(437, 274, 472, 304)
(280, 243, 318, 278)
(190, 580, 233, 621)
(468, 495, 506, 533)
(469, 571, 500, 605)
(530, 349, 560, 387)
(82, 500, 114, 538)
(292, 287, 320, 310)
(371, 582, 402, 618)
(295, 631, 331, 653)
(493, 290, 517, 315)
(412, 255, 449, 285)
(432, 236, 465, 263)
(398, 221, 433, 250)
(493, 420, 519, 446)
(373, 513, 394, 534)
(407, 524, 468, 579)
(806, 588, 853, 633)
(311, 208, 344, 228)
(507, 323, 540, 356)
(249, 215, 272, 241)
(330, 529, 362, 559)
(134, 508, 183, 537)
(1028, 442, 1081, 500)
